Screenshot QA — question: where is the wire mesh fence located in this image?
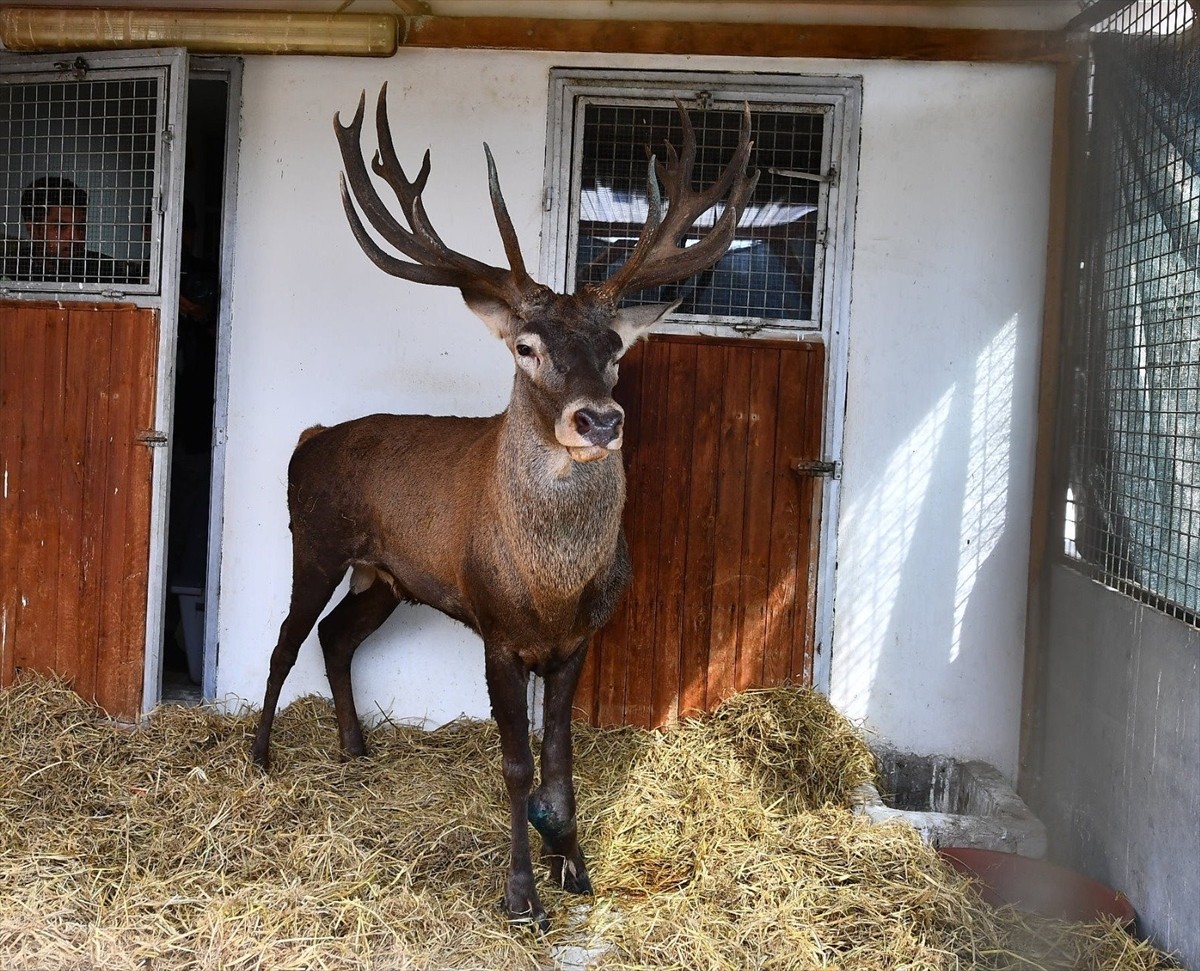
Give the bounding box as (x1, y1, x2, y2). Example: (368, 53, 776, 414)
(1064, 0, 1199, 623)
(1, 72, 160, 292)
(573, 100, 827, 325)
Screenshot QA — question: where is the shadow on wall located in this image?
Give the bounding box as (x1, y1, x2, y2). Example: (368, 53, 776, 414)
(833, 314, 1023, 762)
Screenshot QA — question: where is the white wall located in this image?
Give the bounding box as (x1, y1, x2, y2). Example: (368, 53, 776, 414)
(832, 62, 1053, 779)
(218, 50, 1053, 777)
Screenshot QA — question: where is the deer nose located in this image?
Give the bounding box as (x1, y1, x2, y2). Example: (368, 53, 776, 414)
(573, 407, 623, 447)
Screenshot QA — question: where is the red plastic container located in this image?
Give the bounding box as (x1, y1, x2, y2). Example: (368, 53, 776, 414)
(939, 847, 1136, 927)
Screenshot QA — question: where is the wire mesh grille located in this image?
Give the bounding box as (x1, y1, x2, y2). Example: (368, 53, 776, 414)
(1, 74, 159, 291)
(574, 101, 825, 324)
(1064, 0, 1199, 624)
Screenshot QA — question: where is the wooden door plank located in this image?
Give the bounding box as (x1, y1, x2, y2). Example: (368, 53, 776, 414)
(73, 307, 117, 704)
(678, 346, 725, 717)
(650, 339, 698, 726)
(706, 344, 752, 712)
(11, 305, 55, 680)
(737, 346, 782, 693)
(793, 343, 826, 683)
(574, 628, 600, 722)
(117, 307, 158, 714)
(38, 307, 72, 679)
(98, 306, 156, 717)
(593, 343, 645, 725)
(0, 305, 30, 687)
(621, 339, 672, 728)
(52, 307, 91, 693)
(763, 344, 811, 687)
(94, 308, 141, 716)
(95, 307, 131, 714)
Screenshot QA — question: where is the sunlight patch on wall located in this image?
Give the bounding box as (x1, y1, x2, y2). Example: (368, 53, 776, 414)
(834, 382, 955, 719)
(951, 315, 1018, 661)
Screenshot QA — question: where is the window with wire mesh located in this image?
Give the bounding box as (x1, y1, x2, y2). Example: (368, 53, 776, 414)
(574, 101, 826, 325)
(1063, 0, 1199, 624)
(1, 75, 158, 292)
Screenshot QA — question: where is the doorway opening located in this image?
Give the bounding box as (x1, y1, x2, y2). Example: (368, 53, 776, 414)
(161, 73, 229, 705)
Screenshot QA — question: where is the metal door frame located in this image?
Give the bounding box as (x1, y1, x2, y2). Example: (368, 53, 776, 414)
(190, 56, 243, 704)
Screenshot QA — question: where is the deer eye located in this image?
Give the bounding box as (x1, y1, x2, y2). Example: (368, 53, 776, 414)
(516, 342, 534, 357)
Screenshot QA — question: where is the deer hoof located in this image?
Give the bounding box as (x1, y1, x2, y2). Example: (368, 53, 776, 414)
(250, 742, 271, 773)
(498, 895, 550, 934)
(548, 852, 593, 896)
(501, 877, 549, 934)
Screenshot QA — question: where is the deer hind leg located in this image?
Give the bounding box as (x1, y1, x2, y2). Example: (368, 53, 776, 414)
(529, 639, 593, 895)
(484, 647, 547, 931)
(316, 573, 400, 760)
(250, 553, 343, 772)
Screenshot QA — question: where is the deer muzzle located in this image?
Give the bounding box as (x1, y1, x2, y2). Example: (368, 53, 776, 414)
(557, 402, 625, 462)
(574, 407, 623, 447)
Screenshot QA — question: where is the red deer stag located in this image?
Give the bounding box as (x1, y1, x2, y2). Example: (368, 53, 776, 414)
(251, 85, 757, 930)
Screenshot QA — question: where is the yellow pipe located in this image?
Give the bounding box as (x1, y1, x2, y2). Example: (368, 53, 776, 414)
(0, 7, 398, 57)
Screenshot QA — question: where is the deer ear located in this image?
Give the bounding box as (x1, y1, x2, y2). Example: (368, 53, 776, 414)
(462, 292, 516, 340)
(612, 299, 680, 355)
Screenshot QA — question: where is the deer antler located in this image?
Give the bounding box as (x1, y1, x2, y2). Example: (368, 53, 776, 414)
(335, 84, 540, 309)
(589, 99, 759, 304)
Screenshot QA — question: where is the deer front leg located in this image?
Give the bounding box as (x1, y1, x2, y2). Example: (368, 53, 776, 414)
(529, 639, 592, 895)
(484, 647, 547, 931)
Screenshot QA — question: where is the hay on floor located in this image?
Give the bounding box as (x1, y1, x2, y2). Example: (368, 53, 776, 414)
(0, 674, 1180, 971)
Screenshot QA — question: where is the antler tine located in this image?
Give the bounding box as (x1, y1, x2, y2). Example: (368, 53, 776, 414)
(337, 173, 466, 287)
(484, 144, 533, 291)
(370, 83, 453, 257)
(334, 85, 533, 305)
(335, 92, 436, 269)
(591, 100, 759, 303)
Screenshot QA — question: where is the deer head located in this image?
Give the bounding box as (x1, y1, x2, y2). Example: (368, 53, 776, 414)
(335, 85, 758, 463)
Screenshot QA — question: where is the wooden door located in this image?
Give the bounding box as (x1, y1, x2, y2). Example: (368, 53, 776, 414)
(0, 301, 159, 718)
(577, 333, 826, 728)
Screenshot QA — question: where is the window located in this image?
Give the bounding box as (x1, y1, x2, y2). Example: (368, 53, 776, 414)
(0, 58, 173, 296)
(1063, 0, 1199, 624)
(542, 70, 861, 339)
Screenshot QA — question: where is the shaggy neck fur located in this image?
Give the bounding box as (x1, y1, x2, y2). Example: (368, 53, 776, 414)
(493, 392, 625, 605)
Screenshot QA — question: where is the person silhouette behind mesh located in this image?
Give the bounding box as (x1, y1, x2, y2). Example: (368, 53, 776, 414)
(3, 175, 142, 284)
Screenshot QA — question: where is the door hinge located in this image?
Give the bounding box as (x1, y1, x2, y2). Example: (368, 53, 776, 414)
(136, 430, 169, 448)
(792, 459, 839, 479)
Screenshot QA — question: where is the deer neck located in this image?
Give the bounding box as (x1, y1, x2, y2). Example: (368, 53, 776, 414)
(491, 396, 626, 599)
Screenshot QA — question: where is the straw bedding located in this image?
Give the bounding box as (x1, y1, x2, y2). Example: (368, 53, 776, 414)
(0, 674, 1179, 971)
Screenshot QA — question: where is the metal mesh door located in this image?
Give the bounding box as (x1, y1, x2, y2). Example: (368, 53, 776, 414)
(573, 100, 828, 328)
(1064, 0, 1199, 623)
(1, 63, 167, 295)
